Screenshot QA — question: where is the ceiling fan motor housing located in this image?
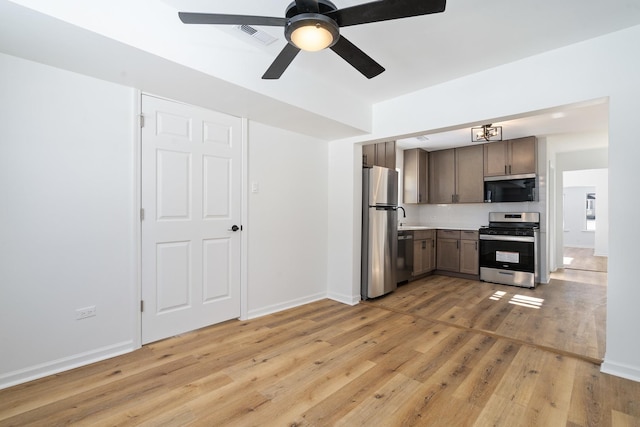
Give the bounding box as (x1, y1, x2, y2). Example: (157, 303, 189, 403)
(284, 1, 340, 51)
(285, 0, 338, 17)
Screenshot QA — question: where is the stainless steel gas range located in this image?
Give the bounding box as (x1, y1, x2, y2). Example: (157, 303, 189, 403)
(479, 212, 540, 288)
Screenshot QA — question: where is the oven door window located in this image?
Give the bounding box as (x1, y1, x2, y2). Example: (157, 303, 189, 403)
(479, 239, 535, 273)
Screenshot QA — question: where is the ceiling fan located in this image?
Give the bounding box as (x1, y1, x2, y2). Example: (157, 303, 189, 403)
(178, 0, 447, 79)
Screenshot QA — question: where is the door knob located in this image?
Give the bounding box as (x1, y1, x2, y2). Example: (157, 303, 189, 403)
(228, 225, 240, 232)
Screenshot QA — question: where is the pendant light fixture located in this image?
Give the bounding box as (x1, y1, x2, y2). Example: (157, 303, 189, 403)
(471, 124, 502, 142)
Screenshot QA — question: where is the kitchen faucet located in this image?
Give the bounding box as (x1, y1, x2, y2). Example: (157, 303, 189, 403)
(397, 206, 406, 218)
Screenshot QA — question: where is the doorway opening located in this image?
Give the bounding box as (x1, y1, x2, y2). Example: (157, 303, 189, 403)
(560, 169, 608, 274)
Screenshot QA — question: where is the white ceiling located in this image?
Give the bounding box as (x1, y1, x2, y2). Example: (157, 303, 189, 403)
(1, 0, 639, 144)
(162, 0, 640, 103)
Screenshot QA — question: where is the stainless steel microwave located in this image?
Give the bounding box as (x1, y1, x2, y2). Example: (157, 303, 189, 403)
(484, 174, 537, 203)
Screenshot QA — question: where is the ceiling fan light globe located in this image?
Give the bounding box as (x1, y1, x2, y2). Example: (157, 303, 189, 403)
(291, 25, 333, 51)
(285, 13, 339, 52)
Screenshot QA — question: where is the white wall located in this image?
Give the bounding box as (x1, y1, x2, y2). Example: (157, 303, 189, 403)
(327, 141, 362, 305)
(0, 53, 334, 389)
(328, 25, 640, 381)
(246, 121, 329, 318)
(0, 53, 138, 387)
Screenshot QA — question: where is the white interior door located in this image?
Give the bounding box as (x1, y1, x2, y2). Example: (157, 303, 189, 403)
(141, 94, 242, 344)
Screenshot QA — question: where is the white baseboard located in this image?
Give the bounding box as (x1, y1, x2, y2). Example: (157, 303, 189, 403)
(0, 340, 138, 390)
(327, 291, 360, 306)
(601, 358, 640, 383)
(246, 292, 327, 319)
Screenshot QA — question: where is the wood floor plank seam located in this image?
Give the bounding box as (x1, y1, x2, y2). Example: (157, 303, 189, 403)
(360, 300, 604, 366)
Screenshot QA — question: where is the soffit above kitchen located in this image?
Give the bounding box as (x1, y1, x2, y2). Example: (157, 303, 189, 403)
(396, 100, 610, 152)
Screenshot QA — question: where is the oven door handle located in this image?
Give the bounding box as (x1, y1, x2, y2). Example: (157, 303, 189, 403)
(479, 235, 535, 243)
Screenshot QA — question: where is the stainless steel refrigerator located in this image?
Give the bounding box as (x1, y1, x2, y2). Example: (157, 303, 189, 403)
(361, 166, 398, 300)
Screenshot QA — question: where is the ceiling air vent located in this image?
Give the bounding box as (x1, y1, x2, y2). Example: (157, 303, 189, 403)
(236, 25, 278, 46)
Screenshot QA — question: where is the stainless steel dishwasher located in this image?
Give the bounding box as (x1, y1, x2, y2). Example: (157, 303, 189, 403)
(397, 230, 413, 283)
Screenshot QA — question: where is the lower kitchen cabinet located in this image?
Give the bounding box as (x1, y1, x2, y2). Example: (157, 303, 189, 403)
(436, 230, 460, 272)
(459, 231, 479, 275)
(436, 229, 479, 276)
(412, 229, 435, 276)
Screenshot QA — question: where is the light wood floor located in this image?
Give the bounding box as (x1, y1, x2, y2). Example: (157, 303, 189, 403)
(2, 274, 638, 426)
(563, 247, 608, 272)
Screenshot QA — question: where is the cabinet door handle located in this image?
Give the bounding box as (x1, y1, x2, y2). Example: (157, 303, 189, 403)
(504, 165, 507, 175)
(422, 241, 426, 249)
(509, 165, 512, 174)
(475, 241, 478, 250)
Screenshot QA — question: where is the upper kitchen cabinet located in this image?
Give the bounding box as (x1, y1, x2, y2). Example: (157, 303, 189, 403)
(429, 145, 484, 204)
(484, 136, 537, 177)
(403, 148, 428, 204)
(362, 144, 376, 168)
(363, 141, 396, 169)
(455, 145, 484, 203)
(429, 149, 455, 204)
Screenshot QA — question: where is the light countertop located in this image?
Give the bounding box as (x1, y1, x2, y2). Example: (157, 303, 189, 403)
(398, 224, 482, 232)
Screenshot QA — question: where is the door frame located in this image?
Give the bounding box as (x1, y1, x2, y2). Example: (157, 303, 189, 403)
(134, 92, 249, 348)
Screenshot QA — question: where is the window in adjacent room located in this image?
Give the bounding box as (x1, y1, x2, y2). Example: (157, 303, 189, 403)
(586, 192, 596, 230)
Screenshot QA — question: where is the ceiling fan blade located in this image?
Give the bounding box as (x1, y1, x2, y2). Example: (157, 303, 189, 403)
(330, 36, 385, 79)
(326, 0, 446, 28)
(294, 0, 319, 13)
(178, 12, 286, 27)
(262, 44, 301, 79)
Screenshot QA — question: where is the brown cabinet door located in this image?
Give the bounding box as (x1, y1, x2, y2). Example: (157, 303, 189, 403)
(403, 148, 428, 204)
(459, 238, 479, 275)
(509, 136, 537, 175)
(429, 148, 456, 204)
(362, 144, 376, 167)
(384, 141, 396, 169)
(455, 145, 484, 203)
(414, 238, 436, 275)
(375, 142, 385, 167)
(484, 137, 537, 176)
(483, 140, 508, 177)
(425, 238, 436, 272)
(417, 149, 427, 203)
(413, 239, 425, 275)
(366, 141, 396, 169)
(437, 238, 459, 272)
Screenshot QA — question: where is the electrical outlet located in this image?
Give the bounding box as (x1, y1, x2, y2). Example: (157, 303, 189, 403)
(76, 305, 96, 320)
